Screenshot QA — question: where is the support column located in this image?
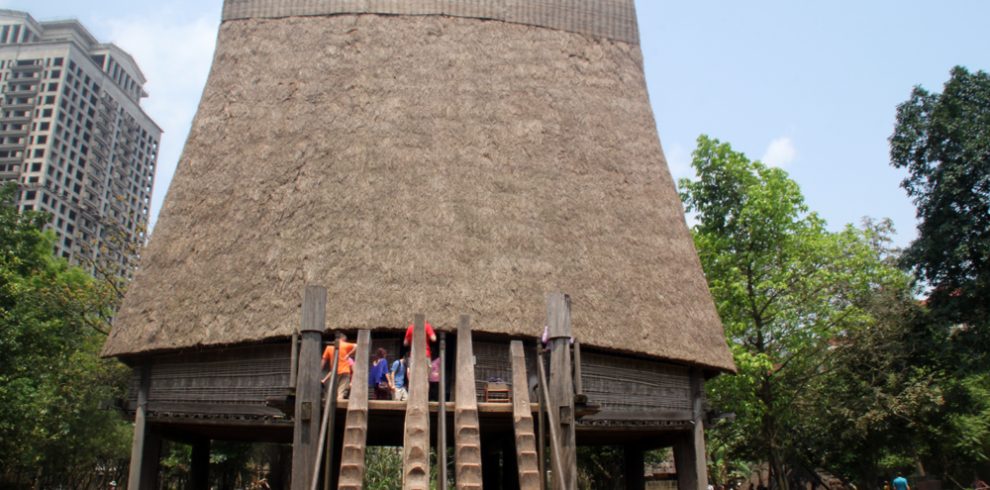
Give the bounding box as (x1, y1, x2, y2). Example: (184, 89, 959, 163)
(546, 293, 577, 490)
(128, 364, 160, 490)
(190, 438, 211, 490)
(675, 369, 708, 490)
(291, 286, 326, 490)
(624, 446, 645, 490)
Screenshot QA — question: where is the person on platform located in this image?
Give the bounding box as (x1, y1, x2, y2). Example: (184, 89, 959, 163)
(428, 356, 441, 401)
(320, 335, 356, 399)
(369, 348, 391, 400)
(403, 321, 437, 359)
(389, 353, 409, 401)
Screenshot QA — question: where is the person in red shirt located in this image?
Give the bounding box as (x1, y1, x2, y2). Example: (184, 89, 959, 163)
(403, 322, 437, 358)
(321, 335, 357, 399)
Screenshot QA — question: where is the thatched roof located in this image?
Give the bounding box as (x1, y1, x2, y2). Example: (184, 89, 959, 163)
(102, 11, 735, 372)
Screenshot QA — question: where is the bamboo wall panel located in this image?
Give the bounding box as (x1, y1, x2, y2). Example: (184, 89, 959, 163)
(580, 351, 692, 415)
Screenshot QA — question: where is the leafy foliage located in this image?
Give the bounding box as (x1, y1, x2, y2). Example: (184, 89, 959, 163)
(680, 137, 914, 489)
(0, 183, 131, 487)
(890, 66, 990, 337)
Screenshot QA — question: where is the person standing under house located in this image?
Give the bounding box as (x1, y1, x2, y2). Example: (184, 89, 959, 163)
(368, 348, 391, 400)
(389, 353, 409, 401)
(321, 335, 357, 399)
(893, 475, 911, 490)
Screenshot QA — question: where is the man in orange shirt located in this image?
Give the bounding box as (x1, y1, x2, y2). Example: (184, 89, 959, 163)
(403, 321, 437, 358)
(321, 334, 357, 399)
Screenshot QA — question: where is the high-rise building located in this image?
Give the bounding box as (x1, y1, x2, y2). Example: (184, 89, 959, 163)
(0, 9, 160, 275)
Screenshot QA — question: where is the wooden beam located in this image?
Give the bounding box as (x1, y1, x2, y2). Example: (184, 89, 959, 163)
(454, 315, 483, 490)
(338, 330, 371, 489)
(127, 364, 156, 490)
(403, 314, 431, 489)
(546, 293, 577, 490)
(292, 286, 326, 490)
(289, 330, 299, 390)
(510, 341, 541, 489)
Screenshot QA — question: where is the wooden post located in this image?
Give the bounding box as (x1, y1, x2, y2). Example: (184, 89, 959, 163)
(572, 340, 583, 399)
(403, 314, 431, 489)
(510, 341, 541, 489)
(190, 438, 211, 490)
(320, 336, 341, 490)
(337, 330, 371, 489)
(546, 293, 577, 489)
(438, 331, 448, 490)
(674, 369, 708, 490)
(127, 364, 160, 490)
(454, 315, 483, 490)
(536, 348, 568, 490)
(537, 358, 547, 490)
(624, 446, 645, 490)
(292, 286, 326, 490)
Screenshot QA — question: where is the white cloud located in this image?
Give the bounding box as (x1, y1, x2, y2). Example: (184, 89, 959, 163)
(100, 13, 218, 230)
(761, 137, 797, 168)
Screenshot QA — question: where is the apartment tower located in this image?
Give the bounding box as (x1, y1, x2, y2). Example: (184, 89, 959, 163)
(0, 10, 160, 274)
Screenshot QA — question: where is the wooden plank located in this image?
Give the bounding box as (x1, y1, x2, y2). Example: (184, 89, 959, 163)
(510, 341, 541, 489)
(454, 315, 483, 490)
(291, 286, 326, 490)
(438, 332, 448, 490)
(338, 330, 371, 489)
(572, 340, 583, 397)
(127, 364, 152, 490)
(546, 293, 577, 490)
(142, 402, 287, 417)
(403, 314, 431, 489)
(537, 361, 546, 490)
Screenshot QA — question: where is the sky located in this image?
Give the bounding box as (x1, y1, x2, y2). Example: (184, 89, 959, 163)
(5, 1, 989, 248)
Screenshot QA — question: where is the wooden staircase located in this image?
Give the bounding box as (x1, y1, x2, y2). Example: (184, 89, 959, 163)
(455, 317, 484, 490)
(337, 330, 370, 489)
(402, 315, 431, 489)
(510, 341, 542, 489)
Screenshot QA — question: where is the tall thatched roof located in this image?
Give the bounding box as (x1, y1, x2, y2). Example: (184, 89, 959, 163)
(103, 1, 735, 372)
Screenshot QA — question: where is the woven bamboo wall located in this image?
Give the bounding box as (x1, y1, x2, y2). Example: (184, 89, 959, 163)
(222, 0, 639, 44)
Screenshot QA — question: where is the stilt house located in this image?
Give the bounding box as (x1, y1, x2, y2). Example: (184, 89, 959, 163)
(102, 1, 736, 488)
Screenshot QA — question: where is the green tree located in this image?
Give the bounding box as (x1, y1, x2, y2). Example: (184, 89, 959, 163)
(890, 66, 990, 341)
(680, 136, 908, 490)
(0, 183, 132, 487)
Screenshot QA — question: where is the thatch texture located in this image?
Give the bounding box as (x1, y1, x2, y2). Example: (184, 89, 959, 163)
(222, 0, 639, 44)
(103, 13, 735, 372)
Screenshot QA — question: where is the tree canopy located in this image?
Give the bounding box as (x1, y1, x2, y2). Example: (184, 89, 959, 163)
(890, 66, 990, 334)
(0, 183, 131, 487)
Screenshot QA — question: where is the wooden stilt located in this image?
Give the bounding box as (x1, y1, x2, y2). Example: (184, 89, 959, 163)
(510, 341, 541, 489)
(537, 353, 546, 490)
(546, 293, 577, 490)
(190, 438, 210, 490)
(438, 331, 448, 490)
(127, 364, 157, 490)
(291, 286, 326, 490)
(481, 435, 502, 490)
(403, 314, 431, 489)
(454, 315, 483, 490)
(674, 369, 708, 490)
(624, 446, 645, 490)
(536, 348, 568, 490)
(318, 337, 341, 490)
(337, 330, 371, 489)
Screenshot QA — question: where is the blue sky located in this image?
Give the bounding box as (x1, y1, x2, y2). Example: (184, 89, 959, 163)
(8, 1, 990, 248)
